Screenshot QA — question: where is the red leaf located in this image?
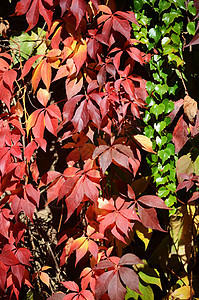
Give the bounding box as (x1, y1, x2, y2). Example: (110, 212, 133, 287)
(108, 273, 126, 300)
(72, 100, 89, 132)
(99, 149, 112, 174)
(173, 115, 189, 153)
(62, 281, 79, 292)
(16, 248, 32, 266)
(0, 250, 20, 266)
(11, 264, 25, 287)
(70, 0, 87, 29)
(119, 253, 143, 266)
(0, 261, 7, 290)
(41, 60, 52, 90)
(0, 210, 10, 238)
(3, 69, 17, 91)
(25, 184, 40, 206)
(138, 205, 166, 232)
(21, 55, 43, 79)
(95, 270, 114, 300)
(119, 267, 140, 294)
(138, 195, 170, 209)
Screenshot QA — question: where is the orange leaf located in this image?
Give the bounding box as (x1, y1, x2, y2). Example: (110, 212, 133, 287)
(39, 271, 50, 287)
(41, 60, 52, 91)
(73, 41, 87, 74)
(32, 60, 44, 93)
(133, 134, 155, 153)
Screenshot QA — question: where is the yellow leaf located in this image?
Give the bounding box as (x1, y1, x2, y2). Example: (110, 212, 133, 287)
(134, 222, 153, 250)
(133, 134, 156, 153)
(171, 286, 194, 299)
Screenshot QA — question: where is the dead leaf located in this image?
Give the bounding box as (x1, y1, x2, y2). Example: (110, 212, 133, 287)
(183, 95, 197, 123)
(0, 18, 9, 38)
(133, 134, 156, 153)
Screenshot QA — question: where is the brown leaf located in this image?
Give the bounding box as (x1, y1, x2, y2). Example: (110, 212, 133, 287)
(0, 18, 9, 38)
(183, 95, 198, 123)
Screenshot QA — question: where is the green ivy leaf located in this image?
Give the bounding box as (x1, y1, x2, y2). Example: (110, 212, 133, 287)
(134, 0, 144, 11)
(161, 36, 171, 47)
(156, 136, 167, 148)
(187, 22, 195, 35)
(171, 33, 181, 44)
(154, 121, 167, 133)
(158, 186, 170, 198)
(162, 11, 181, 27)
(154, 84, 168, 98)
(150, 103, 165, 118)
(172, 22, 182, 34)
(159, 0, 171, 13)
(165, 194, 177, 207)
(145, 126, 154, 138)
(158, 148, 171, 163)
(146, 81, 155, 95)
(167, 183, 176, 192)
(187, 1, 196, 15)
(149, 26, 162, 43)
(163, 99, 174, 114)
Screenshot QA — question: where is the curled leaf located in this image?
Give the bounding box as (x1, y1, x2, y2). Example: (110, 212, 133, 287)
(183, 95, 197, 123)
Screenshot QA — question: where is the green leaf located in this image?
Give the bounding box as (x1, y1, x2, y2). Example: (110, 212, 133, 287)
(156, 177, 168, 186)
(168, 84, 178, 95)
(139, 267, 162, 289)
(162, 11, 181, 27)
(171, 33, 180, 44)
(125, 287, 139, 300)
(161, 36, 171, 47)
(158, 148, 171, 163)
(165, 194, 177, 207)
(143, 111, 151, 123)
(158, 186, 170, 198)
(163, 99, 174, 114)
(134, 0, 144, 11)
(159, 0, 171, 13)
(154, 84, 168, 98)
(154, 121, 167, 133)
(139, 282, 154, 300)
(187, 1, 196, 15)
(144, 126, 154, 138)
(187, 22, 195, 35)
(150, 103, 165, 118)
(163, 44, 177, 55)
(146, 81, 155, 95)
(149, 26, 162, 43)
(167, 183, 176, 192)
(168, 54, 184, 66)
(172, 22, 182, 34)
(146, 96, 156, 107)
(169, 168, 176, 181)
(166, 143, 175, 155)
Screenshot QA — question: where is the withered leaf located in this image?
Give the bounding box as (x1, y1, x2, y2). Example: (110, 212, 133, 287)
(183, 95, 198, 123)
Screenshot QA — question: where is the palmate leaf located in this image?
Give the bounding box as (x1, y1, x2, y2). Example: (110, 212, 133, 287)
(58, 161, 100, 220)
(98, 197, 140, 243)
(94, 254, 142, 300)
(15, 0, 54, 31)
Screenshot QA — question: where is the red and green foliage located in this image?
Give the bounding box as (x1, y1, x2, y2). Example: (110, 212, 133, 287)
(0, 0, 199, 299)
